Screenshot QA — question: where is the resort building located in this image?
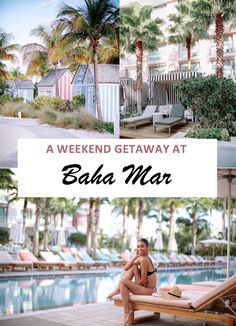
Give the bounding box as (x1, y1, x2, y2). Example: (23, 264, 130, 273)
(120, 0, 236, 96)
(5, 80, 34, 102)
(38, 68, 74, 101)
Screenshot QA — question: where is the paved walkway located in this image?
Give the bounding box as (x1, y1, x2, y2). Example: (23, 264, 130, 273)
(0, 116, 117, 168)
(0, 302, 217, 326)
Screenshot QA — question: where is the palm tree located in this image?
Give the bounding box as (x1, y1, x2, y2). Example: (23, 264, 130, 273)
(32, 197, 41, 257)
(57, 0, 118, 120)
(0, 29, 19, 79)
(168, 0, 208, 70)
(120, 5, 163, 112)
(22, 23, 66, 90)
(192, 0, 236, 78)
(8, 66, 25, 80)
(43, 198, 51, 250)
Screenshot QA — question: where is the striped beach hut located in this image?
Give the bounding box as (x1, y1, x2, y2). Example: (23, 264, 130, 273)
(5, 80, 34, 102)
(149, 69, 201, 106)
(72, 64, 119, 122)
(38, 68, 73, 100)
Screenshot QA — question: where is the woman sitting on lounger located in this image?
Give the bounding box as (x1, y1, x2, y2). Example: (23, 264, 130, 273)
(107, 238, 157, 325)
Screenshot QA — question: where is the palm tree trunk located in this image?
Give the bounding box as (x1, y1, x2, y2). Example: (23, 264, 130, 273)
(215, 14, 224, 78)
(93, 46, 102, 120)
(186, 33, 192, 70)
(168, 200, 175, 254)
(55, 64, 59, 97)
(60, 211, 64, 227)
(92, 198, 100, 259)
(191, 211, 197, 255)
(87, 199, 95, 255)
(43, 198, 50, 250)
(136, 37, 143, 113)
(121, 203, 128, 252)
(137, 199, 144, 239)
(222, 199, 226, 239)
(22, 198, 28, 246)
(32, 198, 40, 257)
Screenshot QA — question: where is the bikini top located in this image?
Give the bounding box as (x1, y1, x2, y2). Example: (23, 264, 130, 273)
(139, 256, 158, 276)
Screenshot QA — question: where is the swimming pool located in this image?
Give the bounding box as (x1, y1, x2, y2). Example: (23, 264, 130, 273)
(0, 268, 234, 316)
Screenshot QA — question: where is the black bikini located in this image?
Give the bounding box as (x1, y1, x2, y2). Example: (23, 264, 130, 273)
(146, 257, 158, 276)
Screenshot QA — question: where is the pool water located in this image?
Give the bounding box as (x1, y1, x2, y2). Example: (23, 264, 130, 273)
(0, 268, 234, 316)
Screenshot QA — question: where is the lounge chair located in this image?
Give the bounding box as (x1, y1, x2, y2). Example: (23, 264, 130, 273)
(0, 250, 33, 271)
(112, 274, 236, 325)
(40, 251, 76, 270)
(121, 105, 157, 129)
(59, 252, 95, 269)
(77, 251, 110, 269)
(98, 249, 126, 266)
(19, 250, 63, 270)
(153, 103, 186, 134)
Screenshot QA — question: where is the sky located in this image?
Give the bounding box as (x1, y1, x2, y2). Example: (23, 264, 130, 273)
(0, 0, 119, 69)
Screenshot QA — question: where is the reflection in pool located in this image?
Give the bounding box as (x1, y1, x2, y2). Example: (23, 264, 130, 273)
(0, 268, 233, 316)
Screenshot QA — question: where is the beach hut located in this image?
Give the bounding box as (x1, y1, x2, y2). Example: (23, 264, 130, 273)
(5, 80, 34, 102)
(72, 64, 119, 122)
(38, 68, 73, 100)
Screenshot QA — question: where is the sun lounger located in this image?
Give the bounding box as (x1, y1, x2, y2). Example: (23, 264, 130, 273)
(98, 249, 126, 266)
(121, 105, 157, 129)
(0, 261, 12, 272)
(153, 103, 186, 134)
(59, 252, 95, 269)
(77, 251, 110, 269)
(19, 250, 63, 270)
(112, 274, 236, 325)
(40, 251, 76, 270)
(0, 250, 33, 271)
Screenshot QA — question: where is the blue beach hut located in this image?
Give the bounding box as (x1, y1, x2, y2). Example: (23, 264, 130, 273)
(5, 80, 34, 102)
(72, 64, 119, 123)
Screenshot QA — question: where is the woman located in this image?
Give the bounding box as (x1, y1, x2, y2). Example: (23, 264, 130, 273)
(107, 238, 157, 325)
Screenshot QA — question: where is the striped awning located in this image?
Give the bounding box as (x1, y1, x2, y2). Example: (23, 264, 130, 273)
(149, 70, 201, 82)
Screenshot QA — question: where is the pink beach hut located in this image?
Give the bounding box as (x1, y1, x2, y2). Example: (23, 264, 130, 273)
(38, 68, 74, 100)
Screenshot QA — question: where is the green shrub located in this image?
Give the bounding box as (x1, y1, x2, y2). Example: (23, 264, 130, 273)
(71, 95, 85, 111)
(55, 112, 76, 128)
(186, 126, 230, 141)
(0, 102, 20, 116)
(0, 94, 14, 105)
(68, 232, 87, 246)
(12, 97, 24, 103)
(0, 229, 9, 245)
(72, 109, 97, 130)
(39, 107, 58, 124)
(33, 96, 66, 110)
(176, 75, 236, 136)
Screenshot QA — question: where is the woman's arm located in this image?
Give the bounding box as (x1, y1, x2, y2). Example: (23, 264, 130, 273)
(138, 257, 148, 286)
(124, 254, 140, 271)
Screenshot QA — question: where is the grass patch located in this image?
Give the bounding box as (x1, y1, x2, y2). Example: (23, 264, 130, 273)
(38, 107, 58, 125)
(55, 112, 77, 128)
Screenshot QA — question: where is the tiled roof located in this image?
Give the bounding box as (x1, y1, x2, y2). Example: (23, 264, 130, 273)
(38, 68, 69, 87)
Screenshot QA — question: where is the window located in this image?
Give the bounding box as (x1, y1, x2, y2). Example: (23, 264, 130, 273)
(0, 206, 7, 221)
(20, 209, 33, 219)
(149, 66, 167, 75)
(126, 68, 136, 79)
(124, 53, 136, 65)
(179, 42, 198, 60)
(149, 47, 167, 63)
(210, 36, 234, 56)
(211, 59, 235, 79)
(179, 62, 200, 71)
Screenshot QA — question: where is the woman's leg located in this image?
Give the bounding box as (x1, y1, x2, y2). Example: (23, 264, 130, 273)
(107, 267, 136, 300)
(119, 279, 154, 325)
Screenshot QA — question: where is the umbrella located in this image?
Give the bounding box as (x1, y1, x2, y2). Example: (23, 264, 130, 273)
(129, 234, 137, 252)
(10, 220, 24, 245)
(154, 231, 163, 251)
(168, 237, 178, 253)
(57, 227, 66, 247)
(217, 169, 236, 278)
(199, 238, 229, 258)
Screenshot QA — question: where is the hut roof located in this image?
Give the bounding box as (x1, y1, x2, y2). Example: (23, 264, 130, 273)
(6, 80, 34, 89)
(38, 68, 70, 87)
(88, 64, 119, 83)
(72, 64, 119, 84)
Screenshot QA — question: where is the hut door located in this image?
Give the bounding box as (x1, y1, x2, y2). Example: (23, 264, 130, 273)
(87, 87, 96, 116)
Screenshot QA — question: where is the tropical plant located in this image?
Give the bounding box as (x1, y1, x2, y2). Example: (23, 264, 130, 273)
(8, 66, 25, 80)
(120, 4, 163, 112)
(68, 232, 87, 246)
(192, 0, 236, 78)
(57, 0, 119, 120)
(22, 23, 65, 86)
(32, 197, 41, 257)
(176, 75, 236, 136)
(50, 198, 77, 227)
(0, 29, 19, 79)
(168, 0, 208, 70)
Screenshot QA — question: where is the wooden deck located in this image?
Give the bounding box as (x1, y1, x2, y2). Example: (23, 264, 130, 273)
(120, 122, 193, 139)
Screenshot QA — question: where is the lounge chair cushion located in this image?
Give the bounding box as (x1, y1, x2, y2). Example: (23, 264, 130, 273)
(121, 105, 157, 124)
(154, 117, 183, 126)
(170, 104, 185, 118)
(160, 284, 214, 292)
(191, 274, 236, 310)
(112, 294, 192, 309)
